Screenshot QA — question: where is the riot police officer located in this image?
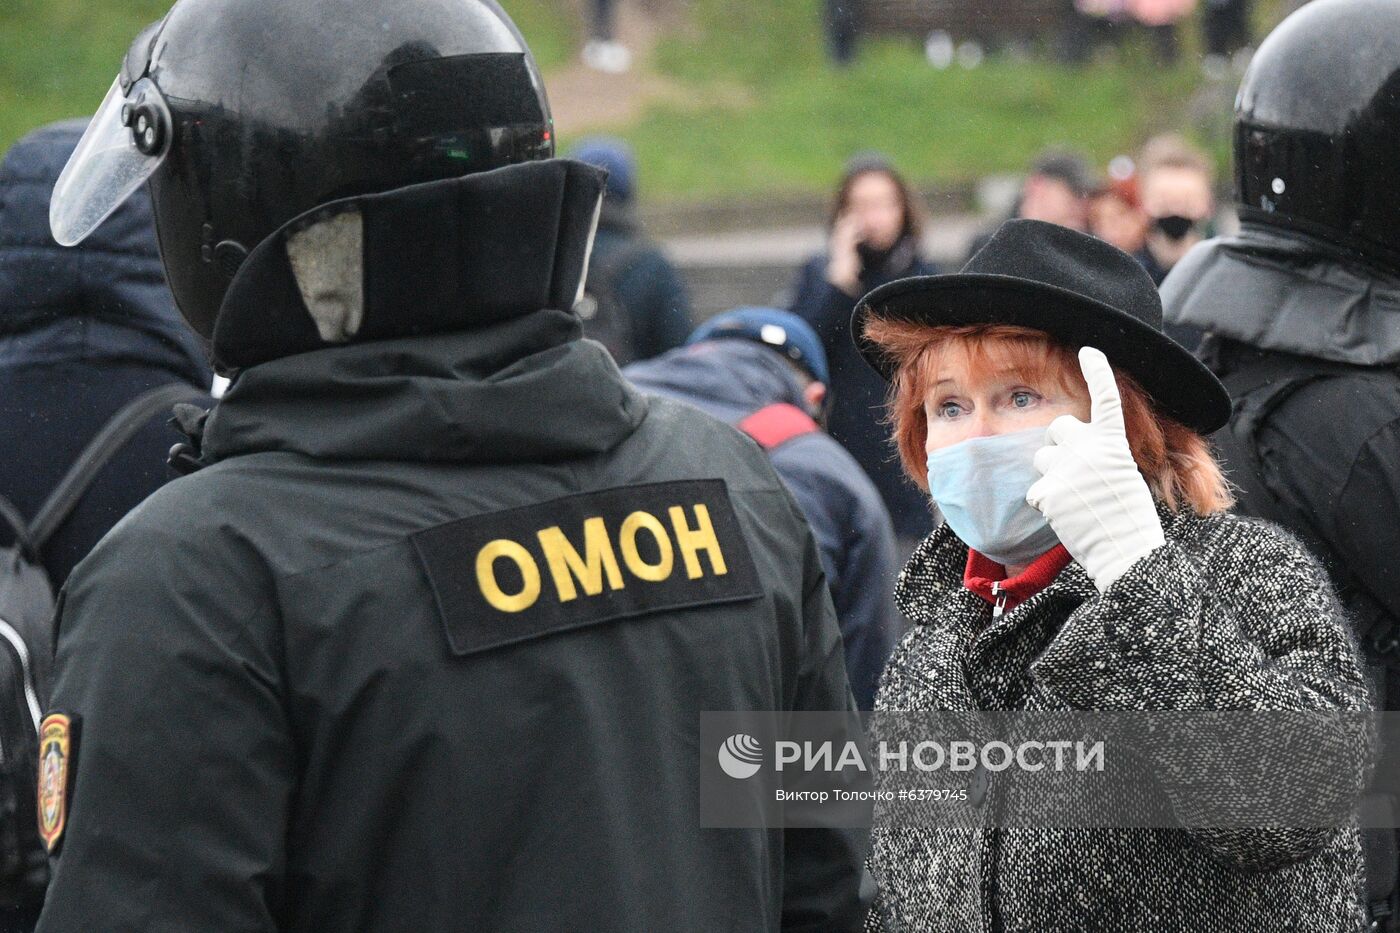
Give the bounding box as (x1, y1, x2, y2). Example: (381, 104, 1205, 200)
(1161, 0, 1400, 924)
(35, 1, 870, 930)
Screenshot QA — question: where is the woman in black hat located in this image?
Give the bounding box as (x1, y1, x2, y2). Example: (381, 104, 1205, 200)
(855, 219, 1369, 931)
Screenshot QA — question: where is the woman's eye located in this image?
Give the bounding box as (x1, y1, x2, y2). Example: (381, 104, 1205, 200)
(937, 401, 964, 418)
(1010, 391, 1038, 409)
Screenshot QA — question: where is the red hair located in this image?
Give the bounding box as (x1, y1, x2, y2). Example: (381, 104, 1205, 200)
(862, 320, 1233, 515)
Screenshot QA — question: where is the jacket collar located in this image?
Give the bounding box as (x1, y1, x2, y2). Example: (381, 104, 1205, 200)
(963, 545, 1074, 612)
(211, 159, 606, 373)
(1161, 224, 1400, 367)
(197, 308, 648, 466)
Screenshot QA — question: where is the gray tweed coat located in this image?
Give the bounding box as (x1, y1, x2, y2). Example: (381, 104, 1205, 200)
(866, 503, 1371, 932)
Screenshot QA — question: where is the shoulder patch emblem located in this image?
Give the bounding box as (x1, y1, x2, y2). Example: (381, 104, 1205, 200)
(38, 712, 77, 853)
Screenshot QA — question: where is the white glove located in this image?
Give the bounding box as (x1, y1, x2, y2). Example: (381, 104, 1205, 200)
(1026, 346, 1165, 593)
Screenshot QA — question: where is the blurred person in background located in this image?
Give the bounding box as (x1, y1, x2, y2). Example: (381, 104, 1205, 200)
(568, 137, 692, 365)
(0, 120, 212, 590)
(963, 148, 1096, 264)
(0, 119, 212, 933)
(1065, 0, 1192, 63)
(581, 0, 631, 73)
(1163, 2, 1400, 923)
(1012, 149, 1095, 232)
(789, 154, 938, 549)
(1135, 134, 1215, 348)
(824, 0, 861, 66)
(1088, 159, 1149, 255)
(1202, 0, 1251, 75)
(1135, 135, 1215, 286)
(1128, 0, 1195, 63)
(626, 307, 901, 709)
(1063, 0, 1131, 63)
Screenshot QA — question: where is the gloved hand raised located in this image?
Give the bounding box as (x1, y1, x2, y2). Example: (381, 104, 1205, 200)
(1026, 346, 1165, 593)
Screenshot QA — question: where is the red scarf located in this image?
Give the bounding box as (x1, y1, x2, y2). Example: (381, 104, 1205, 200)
(963, 544, 1073, 615)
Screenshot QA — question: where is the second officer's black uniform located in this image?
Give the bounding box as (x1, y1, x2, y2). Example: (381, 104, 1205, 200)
(35, 1, 870, 930)
(1162, 0, 1400, 925)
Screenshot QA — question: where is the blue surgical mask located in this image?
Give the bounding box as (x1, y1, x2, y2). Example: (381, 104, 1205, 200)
(926, 426, 1060, 568)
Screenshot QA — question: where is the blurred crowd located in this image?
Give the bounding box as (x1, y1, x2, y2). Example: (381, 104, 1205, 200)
(821, 0, 1276, 72)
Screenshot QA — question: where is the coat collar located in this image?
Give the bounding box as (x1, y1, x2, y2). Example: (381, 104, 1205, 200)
(197, 309, 648, 466)
(963, 544, 1073, 611)
(1161, 224, 1400, 367)
(211, 159, 606, 373)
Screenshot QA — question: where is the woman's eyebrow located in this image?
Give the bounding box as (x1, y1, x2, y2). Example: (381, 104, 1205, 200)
(932, 370, 1027, 389)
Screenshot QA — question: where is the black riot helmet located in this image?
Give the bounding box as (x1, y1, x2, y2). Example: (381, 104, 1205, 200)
(50, 0, 554, 339)
(1234, 0, 1400, 273)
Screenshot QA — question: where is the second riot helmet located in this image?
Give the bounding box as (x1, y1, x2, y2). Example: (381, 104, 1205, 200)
(1234, 0, 1400, 273)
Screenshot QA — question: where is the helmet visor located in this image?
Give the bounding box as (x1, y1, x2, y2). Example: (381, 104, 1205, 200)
(50, 77, 171, 247)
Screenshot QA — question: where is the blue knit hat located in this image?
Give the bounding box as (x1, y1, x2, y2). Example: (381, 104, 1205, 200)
(567, 136, 636, 204)
(687, 307, 830, 386)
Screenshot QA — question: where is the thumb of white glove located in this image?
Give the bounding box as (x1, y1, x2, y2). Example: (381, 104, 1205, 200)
(1026, 347, 1165, 593)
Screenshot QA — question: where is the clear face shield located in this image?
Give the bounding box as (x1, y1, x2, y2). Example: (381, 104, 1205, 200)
(49, 76, 173, 247)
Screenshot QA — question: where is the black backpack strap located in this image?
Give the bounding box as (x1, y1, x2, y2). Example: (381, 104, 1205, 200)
(27, 383, 208, 551)
(0, 497, 37, 563)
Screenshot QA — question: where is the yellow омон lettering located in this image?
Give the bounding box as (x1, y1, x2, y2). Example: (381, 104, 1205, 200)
(537, 517, 624, 602)
(619, 511, 674, 582)
(476, 539, 541, 613)
(668, 503, 728, 579)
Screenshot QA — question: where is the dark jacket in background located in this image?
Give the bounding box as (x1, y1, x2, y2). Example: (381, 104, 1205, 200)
(37, 164, 870, 932)
(1162, 226, 1400, 660)
(591, 201, 692, 361)
(0, 120, 212, 589)
(626, 338, 902, 709)
(789, 238, 937, 540)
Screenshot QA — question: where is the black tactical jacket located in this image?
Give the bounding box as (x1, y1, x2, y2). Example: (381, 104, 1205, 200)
(1163, 221, 1400, 926)
(35, 170, 869, 933)
(1162, 225, 1400, 662)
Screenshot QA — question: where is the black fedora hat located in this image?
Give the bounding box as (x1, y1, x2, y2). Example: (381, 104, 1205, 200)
(852, 218, 1231, 434)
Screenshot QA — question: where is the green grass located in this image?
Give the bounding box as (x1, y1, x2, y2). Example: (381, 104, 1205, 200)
(620, 38, 1204, 200)
(500, 0, 576, 73)
(583, 0, 1216, 201)
(0, 0, 174, 150)
(0, 0, 574, 155)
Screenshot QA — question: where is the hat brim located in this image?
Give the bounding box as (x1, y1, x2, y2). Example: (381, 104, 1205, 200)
(852, 273, 1232, 435)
